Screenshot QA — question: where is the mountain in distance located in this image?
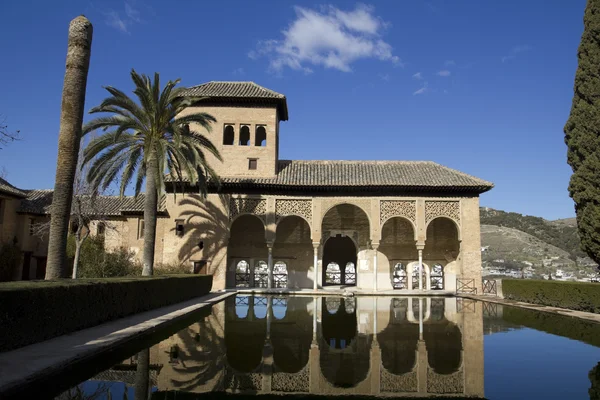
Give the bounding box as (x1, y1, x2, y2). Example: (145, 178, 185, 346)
(479, 207, 598, 280)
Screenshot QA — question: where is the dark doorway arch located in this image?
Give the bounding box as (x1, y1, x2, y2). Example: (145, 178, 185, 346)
(322, 235, 357, 286)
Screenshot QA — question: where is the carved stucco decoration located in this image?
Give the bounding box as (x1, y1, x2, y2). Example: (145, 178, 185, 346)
(426, 369, 464, 394)
(321, 198, 372, 221)
(229, 198, 267, 222)
(425, 201, 461, 225)
(275, 199, 312, 226)
(380, 200, 416, 225)
(224, 366, 263, 391)
(272, 364, 310, 392)
(380, 368, 417, 393)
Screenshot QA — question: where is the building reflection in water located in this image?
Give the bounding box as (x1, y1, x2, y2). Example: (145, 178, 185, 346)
(91, 296, 485, 398)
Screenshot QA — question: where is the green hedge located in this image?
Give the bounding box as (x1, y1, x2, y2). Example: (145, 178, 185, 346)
(502, 279, 600, 313)
(503, 306, 600, 348)
(0, 275, 212, 352)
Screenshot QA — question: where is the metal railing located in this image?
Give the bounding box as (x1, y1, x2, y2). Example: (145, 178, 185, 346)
(456, 278, 477, 294)
(482, 279, 497, 295)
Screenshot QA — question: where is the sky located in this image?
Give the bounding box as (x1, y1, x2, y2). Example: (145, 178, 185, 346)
(0, 0, 588, 220)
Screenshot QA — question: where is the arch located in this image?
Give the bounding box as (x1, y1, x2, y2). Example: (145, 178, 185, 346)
(392, 262, 407, 289)
(322, 236, 357, 286)
(225, 295, 266, 373)
(235, 295, 250, 319)
(223, 125, 234, 145)
(228, 214, 267, 288)
(379, 300, 419, 375)
(229, 212, 267, 231)
(272, 297, 288, 320)
(325, 297, 342, 314)
(255, 126, 267, 146)
(274, 261, 288, 288)
(273, 215, 313, 289)
(424, 321, 463, 374)
(253, 296, 268, 319)
(344, 262, 356, 285)
(239, 125, 250, 146)
(424, 218, 460, 267)
(275, 213, 312, 232)
(271, 297, 312, 373)
(425, 216, 461, 241)
(322, 201, 372, 224)
(430, 263, 444, 290)
(254, 260, 268, 288)
(235, 260, 251, 287)
(380, 216, 418, 241)
(410, 262, 429, 290)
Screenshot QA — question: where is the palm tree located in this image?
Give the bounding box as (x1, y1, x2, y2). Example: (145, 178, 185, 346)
(46, 16, 93, 279)
(81, 70, 221, 276)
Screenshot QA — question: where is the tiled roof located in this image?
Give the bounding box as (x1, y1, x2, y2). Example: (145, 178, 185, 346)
(0, 177, 27, 198)
(18, 190, 167, 216)
(169, 160, 493, 194)
(180, 81, 289, 120)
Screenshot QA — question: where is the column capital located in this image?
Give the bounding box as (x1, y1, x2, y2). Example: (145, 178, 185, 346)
(267, 242, 274, 249)
(312, 242, 320, 249)
(416, 244, 425, 251)
(371, 241, 380, 250)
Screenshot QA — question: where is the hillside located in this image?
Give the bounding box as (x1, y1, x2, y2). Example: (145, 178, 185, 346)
(479, 207, 598, 279)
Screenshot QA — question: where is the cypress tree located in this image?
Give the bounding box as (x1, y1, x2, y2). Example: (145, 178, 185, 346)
(564, 0, 600, 265)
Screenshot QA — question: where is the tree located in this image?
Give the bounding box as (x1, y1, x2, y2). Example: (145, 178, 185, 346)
(81, 70, 221, 276)
(564, 0, 600, 266)
(46, 16, 93, 279)
(0, 115, 20, 150)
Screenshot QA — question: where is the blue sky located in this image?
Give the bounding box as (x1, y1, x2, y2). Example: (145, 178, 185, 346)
(0, 0, 587, 220)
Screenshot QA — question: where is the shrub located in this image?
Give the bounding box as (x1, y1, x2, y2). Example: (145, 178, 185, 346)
(503, 279, 600, 313)
(0, 241, 21, 282)
(66, 234, 138, 278)
(0, 275, 213, 351)
(154, 261, 192, 276)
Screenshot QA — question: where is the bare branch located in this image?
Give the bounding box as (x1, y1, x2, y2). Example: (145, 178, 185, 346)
(0, 115, 20, 150)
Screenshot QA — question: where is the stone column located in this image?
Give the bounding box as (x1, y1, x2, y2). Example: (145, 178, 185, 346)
(267, 244, 273, 289)
(313, 243, 319, 290)
(417, 297, 427, 394)
(373, 242, 380, 292)
(313, 297, 318, 341)
(418, 249, 424, 291)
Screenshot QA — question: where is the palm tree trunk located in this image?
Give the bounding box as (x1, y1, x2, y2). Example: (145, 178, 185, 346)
(46, 16, 93, 280)
(142, 153, 158, 276)
(134, 348, 150, 400)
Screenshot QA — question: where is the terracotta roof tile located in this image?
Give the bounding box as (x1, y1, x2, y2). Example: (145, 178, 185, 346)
(0, 177, 27, 198)
(180, 81, 288, 120)
(167, 160, 493, 193)
(18, 190, 167, 216)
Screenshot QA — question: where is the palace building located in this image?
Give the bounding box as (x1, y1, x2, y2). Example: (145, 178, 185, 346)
(0, 82, 493, 292)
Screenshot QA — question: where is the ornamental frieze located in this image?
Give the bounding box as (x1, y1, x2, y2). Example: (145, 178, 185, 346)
(275, 199, 312, 225)
(427, 369, 464, 394)
(380, 368, 418, 393)
(229, 198, 267, 221)
(425, 200, 461, 225)
(380, 200, 416, 225)
(272, 364, 310, 392)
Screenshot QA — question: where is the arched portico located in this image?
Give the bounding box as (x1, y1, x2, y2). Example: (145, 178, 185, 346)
(423, 217, 461, 292)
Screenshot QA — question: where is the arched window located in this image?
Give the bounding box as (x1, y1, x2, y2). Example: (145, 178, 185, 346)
(325, 297, 341, 314)
(223, 125, 234, 145)
(344, 262, 356, 285)
(255, 126, 267, 146)
(412, 264, 426, 290)
(254, 260, 268, 288)
(325, 262, 341, 284)
(274, 261, 288, 288)
(235, 260, 250, 287)
(393, 263, 407, 289)
(431, 263, 444, 290)
(239, 125, 250, 146)
(344, 298, 356, 314)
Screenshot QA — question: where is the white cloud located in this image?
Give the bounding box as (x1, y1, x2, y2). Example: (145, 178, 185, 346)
(413, 81, 428, 95)
(412, 72, 423, 80)
(379, 73, 390, 81)
(233, 67, 245, 76)
(105, 10, 129, 33)
(436, 70, 451, 77)
(103, 1, 144, 33)
(502, 45, 531, 63)
(444, 60, 456, 66)
(250, 4, 402, 73)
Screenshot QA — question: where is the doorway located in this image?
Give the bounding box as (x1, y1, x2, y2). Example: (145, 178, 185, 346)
(322, 235, 357, 286)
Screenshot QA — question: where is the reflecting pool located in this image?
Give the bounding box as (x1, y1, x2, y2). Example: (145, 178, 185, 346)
(50, 296, 600, 400)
